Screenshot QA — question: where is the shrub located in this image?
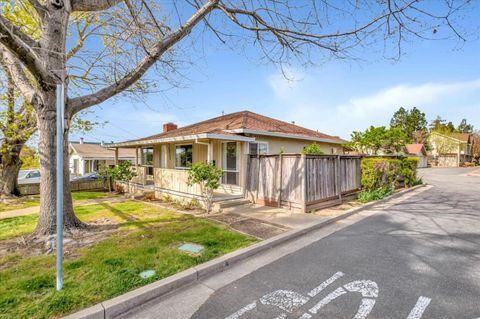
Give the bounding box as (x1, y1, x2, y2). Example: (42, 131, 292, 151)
(357, 187, 392, 203)
(361, 158, 402, 190)
(401, 157, 419, 187)
(303, 143, 324, 155)
(187, 162, 223, 213)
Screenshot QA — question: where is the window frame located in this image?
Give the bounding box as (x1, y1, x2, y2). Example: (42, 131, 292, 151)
(142, 147, 154, 167)
(248, 141, 269, 155)
(174, 144, 193, 169)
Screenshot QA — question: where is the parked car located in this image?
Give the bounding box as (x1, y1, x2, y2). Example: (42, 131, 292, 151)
(72, 172, 104, 181)
(18, 169, 41, 184)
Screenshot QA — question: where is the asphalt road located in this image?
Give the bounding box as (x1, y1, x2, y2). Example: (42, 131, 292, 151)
(189, 168, 480, 319)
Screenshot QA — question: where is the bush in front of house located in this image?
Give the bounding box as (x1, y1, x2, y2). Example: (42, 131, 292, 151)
(401, 157, 419, 187)
(361, 157, 402, 190)
(187, 162, 224, 213)
(357, 186, 393, 203)
(303, 143, 324, 155)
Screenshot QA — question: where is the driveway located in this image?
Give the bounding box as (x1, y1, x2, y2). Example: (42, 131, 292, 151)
(126, 168, 480, 319)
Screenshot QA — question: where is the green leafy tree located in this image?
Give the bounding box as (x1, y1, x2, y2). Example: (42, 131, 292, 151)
(101, 161, 136, 193)
(390, 106, 427, 144)
(457, 119, 474, 133)
(20, 145, 39, 169)
(347, 126, 408, 155)
(303, 143, 324, 155)
(188, 162, 223, 213)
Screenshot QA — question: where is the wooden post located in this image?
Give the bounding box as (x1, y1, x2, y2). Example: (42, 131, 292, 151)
(277, 153, 283, 208)
(255, 155, 261, 204)
(135, 147, 139, 168)
(114, 147, 119, 166)
(336, 155, 343, 201)
(302, 153, 307, 213)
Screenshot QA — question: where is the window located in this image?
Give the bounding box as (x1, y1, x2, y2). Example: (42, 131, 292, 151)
(175, 144, 193, 168)
(248, 142, 269, 155)
(142, 148, 153, 166)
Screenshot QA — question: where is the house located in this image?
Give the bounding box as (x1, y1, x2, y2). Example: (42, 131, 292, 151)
(69, 140, 136, 176)
(428, 132, 474, 167)
(405, 144, 428, 168)
(107, 110, 346, 202)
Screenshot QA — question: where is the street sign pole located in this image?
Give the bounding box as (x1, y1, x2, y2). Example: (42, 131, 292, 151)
(56, 83, 64, 291)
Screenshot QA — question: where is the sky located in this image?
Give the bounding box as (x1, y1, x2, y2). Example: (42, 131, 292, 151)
(69, 2, 480, 144)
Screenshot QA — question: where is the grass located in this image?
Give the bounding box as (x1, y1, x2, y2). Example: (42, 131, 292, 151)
(0, 201, 257, 319)
(0, 191, 114, 213)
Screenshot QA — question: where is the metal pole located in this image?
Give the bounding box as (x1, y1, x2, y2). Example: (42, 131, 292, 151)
(56, 83, 64, 291)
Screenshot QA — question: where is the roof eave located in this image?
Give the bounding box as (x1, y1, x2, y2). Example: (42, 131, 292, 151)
(225, 128, 346, 145)
(105, 133, 255, 148)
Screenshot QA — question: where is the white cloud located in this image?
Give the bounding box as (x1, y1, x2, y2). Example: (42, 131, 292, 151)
(267, 72, 480, 139)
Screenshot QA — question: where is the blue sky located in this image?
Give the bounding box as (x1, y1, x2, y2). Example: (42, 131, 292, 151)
(70, 3, 480, 143)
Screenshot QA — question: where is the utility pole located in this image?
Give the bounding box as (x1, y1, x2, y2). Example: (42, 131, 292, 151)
(56, 83, 64, 291)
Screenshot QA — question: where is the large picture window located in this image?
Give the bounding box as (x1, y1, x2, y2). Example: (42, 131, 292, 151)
(248, 142, 269, 155)
(175, 145, 193, 168)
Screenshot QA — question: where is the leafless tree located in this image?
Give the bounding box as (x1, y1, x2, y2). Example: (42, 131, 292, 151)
(0, 0, 471, 235)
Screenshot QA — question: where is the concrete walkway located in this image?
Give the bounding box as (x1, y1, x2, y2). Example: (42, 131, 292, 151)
(0, 196, 128, 220)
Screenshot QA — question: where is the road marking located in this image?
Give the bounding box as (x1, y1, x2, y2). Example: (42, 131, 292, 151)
(407, 296, 431, 319)
(308, 271, 345, 297)
(344, 280, 379, 298)
(298, 314, 312, 319)
(353, 298, 376, 319)
(309, 287, 347, 314)
(225, 301, 256, 319)
(260, 290, 310, 313)
(273, 314, 287, 319)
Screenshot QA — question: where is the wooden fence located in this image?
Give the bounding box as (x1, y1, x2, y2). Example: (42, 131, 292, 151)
(18, 178, 109, 196)
(245, 154, 362, 212)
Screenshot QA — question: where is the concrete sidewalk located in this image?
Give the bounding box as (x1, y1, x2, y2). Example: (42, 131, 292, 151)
(0, 196, 128, 220)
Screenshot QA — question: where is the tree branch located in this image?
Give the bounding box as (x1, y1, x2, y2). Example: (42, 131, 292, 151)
(69, 0, 219, 114)
(0, 15, 51, 87)
(71, 0, 123, 12)
(0, 47, 38, 105)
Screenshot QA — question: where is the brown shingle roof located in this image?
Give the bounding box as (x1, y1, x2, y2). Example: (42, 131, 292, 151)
(70, 143, 136, 159)
(118, 111, 346, 145)
(450, 133, 471, 143)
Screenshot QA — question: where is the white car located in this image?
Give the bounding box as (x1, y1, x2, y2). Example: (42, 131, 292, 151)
(18, 169, 41, 184)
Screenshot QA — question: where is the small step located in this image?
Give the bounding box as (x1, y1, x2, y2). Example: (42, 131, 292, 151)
(212, 198, 251, 212)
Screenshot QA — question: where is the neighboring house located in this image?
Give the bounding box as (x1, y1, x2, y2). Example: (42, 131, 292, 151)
(107, 110, 346, 201)
(428, 132, 474, 167)
(69, 140, 136, 176)
(405, 144, 428, 168)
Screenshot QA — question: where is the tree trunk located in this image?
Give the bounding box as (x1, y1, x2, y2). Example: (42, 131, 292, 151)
(0, 142, 22, 197)
(33, 91, 86, 236)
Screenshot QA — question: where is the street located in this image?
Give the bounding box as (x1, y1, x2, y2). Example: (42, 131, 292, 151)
(125, 168, 480, 319)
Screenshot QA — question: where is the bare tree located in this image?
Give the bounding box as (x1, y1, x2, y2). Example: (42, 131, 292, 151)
(0, 0, 470, 235)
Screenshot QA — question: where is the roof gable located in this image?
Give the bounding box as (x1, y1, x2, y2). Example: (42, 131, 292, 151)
(70, 143, 136, 158)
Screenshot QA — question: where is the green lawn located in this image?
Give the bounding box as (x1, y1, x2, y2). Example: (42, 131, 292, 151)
(0, 201, 257, 319)
(0, 191, 114, 213)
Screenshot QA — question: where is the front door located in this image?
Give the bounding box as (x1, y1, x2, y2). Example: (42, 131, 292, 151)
(222, 142, 239, 185)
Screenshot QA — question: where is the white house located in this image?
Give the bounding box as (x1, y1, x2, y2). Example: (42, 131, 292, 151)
(69, 140, 136, 176)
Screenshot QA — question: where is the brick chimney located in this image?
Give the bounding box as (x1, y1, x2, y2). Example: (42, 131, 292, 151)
(163, 122, 178, 132)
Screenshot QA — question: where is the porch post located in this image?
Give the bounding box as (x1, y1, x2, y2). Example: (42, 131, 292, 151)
(135, 147, 139, 167)
(114, 148, 119, 166)
(207, 142, 212, 163)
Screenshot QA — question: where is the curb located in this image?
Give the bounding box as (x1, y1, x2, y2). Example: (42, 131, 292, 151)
(63, 184, 426, 319)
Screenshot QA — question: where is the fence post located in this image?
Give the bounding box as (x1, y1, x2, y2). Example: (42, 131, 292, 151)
(302, 153, 307, 213)
(336, 155, 342, 201)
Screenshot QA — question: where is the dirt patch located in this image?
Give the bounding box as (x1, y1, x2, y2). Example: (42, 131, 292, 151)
(314, 200, 363, 217)
(208, 213, 247, 225)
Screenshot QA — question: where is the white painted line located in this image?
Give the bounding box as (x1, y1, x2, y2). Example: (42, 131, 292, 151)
(298, 313, 312, 319)
(225, 301, 257, 319)
(260, 290, 310, 313)
(273, 314, 287, 319)
(308, 271, 345, 297)
(344, 280, 379, 298)
(407, 296, 431, 319)
(353, 298, 376, 319)
(308, 287, 347, 314)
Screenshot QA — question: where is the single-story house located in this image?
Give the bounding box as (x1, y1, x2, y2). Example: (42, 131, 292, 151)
(107, 110, 346, 201)
(428, 132, 474, 167)
(69, 140, 136, 176)
(405, 144, 428, 168)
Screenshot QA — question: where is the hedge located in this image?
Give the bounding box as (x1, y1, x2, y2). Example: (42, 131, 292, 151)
(361, 157, 419, 190)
